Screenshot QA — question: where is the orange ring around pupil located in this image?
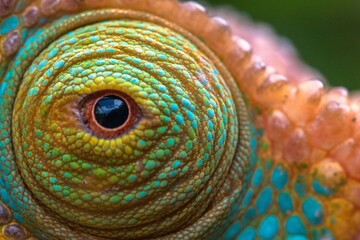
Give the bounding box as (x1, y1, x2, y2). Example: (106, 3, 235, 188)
(79, 90, 142, 138)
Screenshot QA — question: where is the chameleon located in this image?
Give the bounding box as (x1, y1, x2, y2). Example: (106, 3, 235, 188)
(0, 0, 359, 239)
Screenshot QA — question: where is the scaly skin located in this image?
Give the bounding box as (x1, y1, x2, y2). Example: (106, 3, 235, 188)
(0, 1, 359, 240)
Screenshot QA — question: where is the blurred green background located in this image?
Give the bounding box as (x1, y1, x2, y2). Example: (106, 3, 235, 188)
(206, 0, 360, 90)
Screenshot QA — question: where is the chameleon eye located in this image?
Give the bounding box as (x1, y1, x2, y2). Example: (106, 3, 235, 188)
(80, 91, 141, 138)
(1, 1, 257, 240)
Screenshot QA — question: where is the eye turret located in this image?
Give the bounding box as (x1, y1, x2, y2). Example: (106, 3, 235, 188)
(0, 1, 255, 240)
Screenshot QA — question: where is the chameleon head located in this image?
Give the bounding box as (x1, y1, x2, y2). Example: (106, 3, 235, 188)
(1, 3, 251, 239)
(3, 1, 360, 239)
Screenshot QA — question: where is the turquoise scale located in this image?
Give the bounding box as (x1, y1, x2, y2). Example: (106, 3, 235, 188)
(222, 156, 334, 240)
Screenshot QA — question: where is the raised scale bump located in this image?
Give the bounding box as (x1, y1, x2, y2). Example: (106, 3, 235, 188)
(0, 0, 360, 240)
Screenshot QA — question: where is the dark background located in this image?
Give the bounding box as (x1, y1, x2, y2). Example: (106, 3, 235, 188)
(206, 0, 360, 90)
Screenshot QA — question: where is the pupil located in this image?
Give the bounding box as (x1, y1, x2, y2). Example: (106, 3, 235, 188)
(94, 95, 129, 129)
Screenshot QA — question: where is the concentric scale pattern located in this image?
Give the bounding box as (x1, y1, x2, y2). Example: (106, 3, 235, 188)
(0, 0, 360, 240)
(11, 19, 241, 234)
(0, 9, 249, 239)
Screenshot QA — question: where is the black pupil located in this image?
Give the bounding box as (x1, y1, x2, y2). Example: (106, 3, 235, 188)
(94, 95, 129, 129)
